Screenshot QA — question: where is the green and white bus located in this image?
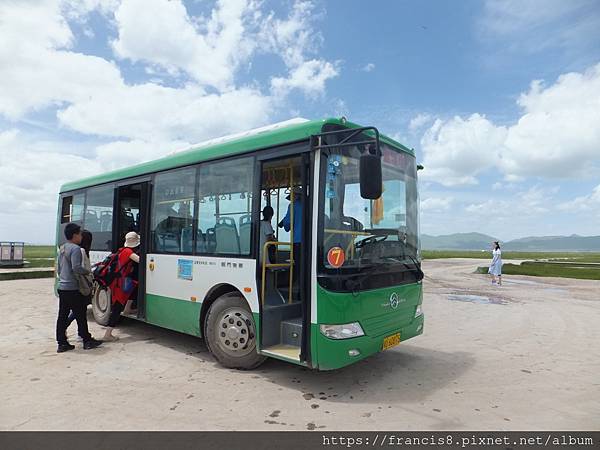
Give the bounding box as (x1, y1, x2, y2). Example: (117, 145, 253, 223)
(56, 117, 424, 370)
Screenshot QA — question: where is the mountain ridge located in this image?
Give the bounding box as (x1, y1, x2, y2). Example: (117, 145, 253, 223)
(422, 233, 600, 251)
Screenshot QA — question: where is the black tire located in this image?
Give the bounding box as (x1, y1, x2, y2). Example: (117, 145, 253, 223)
(204, 292, 266, 370)
(92, 285, 111, 326)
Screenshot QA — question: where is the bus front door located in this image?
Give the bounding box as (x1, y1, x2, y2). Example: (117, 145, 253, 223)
(114, 181, 150, 320)
(257, 155, 311, 363)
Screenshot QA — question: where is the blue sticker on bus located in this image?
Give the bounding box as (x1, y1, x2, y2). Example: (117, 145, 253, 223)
(177, 259, 193, 281)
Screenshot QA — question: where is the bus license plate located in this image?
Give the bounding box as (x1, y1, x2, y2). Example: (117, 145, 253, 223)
(382, 332, 401, 351)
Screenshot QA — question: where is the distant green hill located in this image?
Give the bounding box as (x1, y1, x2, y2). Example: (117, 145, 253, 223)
(502, 235, 600, 252)
(421, 232, 498, 250)
(422, 233, 600, 251)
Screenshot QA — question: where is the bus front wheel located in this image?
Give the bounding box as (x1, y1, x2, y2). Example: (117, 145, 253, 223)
(92, 286, 111, 326)
(204, 293, 266, 370)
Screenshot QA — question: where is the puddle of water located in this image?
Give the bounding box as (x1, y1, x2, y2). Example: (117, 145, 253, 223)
(448, 294, 507, 305)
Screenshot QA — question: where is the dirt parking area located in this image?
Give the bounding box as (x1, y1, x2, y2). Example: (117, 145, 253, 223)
(1, 258, 599, 431)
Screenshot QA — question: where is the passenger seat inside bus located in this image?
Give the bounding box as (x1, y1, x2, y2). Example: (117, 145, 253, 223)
(180, 226, 193, 253)
(238, 215, 252, 255)
(215, 217, 240, 254)
(205, 228, 217, 253)
(195, 229, 207, 253)
(155, 231, 180, 252)
(100, 211, 112, 232)
(85, 211, 100, 230)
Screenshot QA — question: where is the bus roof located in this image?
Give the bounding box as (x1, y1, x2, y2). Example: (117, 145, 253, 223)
(60, 117, 414, 193)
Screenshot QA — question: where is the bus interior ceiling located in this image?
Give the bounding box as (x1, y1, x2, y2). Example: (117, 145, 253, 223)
(259, 156, 306, 361)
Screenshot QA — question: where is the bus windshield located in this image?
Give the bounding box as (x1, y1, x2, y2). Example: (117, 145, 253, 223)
(320, 143, 419, 272)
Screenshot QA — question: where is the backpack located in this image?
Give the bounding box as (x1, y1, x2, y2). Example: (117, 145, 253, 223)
(59, 244, 94, 297)
(93, 251, 123, 289)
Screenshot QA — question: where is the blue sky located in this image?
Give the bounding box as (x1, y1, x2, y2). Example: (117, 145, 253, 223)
(1, 0, 599, 243)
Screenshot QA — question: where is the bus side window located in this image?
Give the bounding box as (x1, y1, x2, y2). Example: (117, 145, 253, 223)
(197, 157, 254, 256)
(61, 196, 73, 224)
(59, 192, 85, 245)
(151, 167, 196, 254)
(60, 193, 85, 224)
(84, 184, 114, 251)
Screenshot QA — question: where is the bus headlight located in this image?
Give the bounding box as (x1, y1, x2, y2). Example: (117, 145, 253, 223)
(320, 322, 365, 339)
(415, 305, 423, 318)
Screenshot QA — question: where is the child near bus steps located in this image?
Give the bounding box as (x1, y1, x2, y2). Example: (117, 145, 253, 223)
(102, 232, 140, 342)
(56, 223, 103, 353)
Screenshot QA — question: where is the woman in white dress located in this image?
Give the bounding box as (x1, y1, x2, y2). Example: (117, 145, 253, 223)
(488, 241, 503, 285)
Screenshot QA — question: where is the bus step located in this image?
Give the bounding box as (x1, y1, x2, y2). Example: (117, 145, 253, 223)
(280, 317, 302, 347)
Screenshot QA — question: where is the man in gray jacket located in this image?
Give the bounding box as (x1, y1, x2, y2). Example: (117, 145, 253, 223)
(56, 223, 102, 353)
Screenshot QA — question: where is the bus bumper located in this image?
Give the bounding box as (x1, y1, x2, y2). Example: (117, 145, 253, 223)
(313, 314, 424, 371)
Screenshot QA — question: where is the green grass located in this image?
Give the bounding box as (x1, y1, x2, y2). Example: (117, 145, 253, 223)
(476, 261, 600, 280)
(0, 243, 56, 280)
(0, 270, 55, 281)
(24, 245, 54, 258)
(4, 245, 56, 269)
(427, 249, 600, 280)
(546, 255, 600, 263)
(422, 250, 600, 262)
(24, 258, 55, 268)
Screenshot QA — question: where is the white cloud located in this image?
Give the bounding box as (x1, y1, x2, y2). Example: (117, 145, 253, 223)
(57, 83, 271, 142)
(479, 0, 600, 54)
(419, 113, 507, 186)
(361, 63, 375, 72)
(0, 129, 103, 241)
(499, 64, 600, 178)
(465, 185, 557, 216)
(0, 0, 336, 161)
(271, 59, 339, 97)
(260, 0, 322, 67)
(261, 0, 339, 96)
(0, 0, 340, 243)
(0, 0, 337, 127)
(0, 127, 199, 242)
(408, 113, 433, 132)
(112, 0, 257, 90)
(420, 196, 453, 212)
(418, 63, 600, 186)
(95, 138, 191, 171)
(558, 185, 600, 212)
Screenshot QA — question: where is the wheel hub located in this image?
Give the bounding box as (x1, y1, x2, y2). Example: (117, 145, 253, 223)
(216, 308, 255, 356)
(98, 290, 108, 311)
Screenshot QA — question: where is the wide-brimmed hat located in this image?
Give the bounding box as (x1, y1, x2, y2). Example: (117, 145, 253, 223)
(124, 231, 140, 248)
(285, 186, 303, 200)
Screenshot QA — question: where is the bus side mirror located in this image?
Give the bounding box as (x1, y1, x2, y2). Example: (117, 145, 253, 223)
(359, 153, 382, 199)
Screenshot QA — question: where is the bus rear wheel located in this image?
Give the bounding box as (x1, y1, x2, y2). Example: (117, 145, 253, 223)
(204, 293, 266, 370)
(92, 286, 111, 326)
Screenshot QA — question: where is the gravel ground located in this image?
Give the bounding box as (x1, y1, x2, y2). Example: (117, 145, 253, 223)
(1, 258, 599, 431)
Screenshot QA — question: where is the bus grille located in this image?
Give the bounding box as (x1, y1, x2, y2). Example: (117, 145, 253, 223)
(361, 310, 413, 337)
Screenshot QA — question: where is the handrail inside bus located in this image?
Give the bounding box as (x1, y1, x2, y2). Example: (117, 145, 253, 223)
(261, 241, 295, 306)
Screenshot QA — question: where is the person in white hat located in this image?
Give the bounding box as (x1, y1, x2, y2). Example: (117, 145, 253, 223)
(103, 231, 141, 342)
